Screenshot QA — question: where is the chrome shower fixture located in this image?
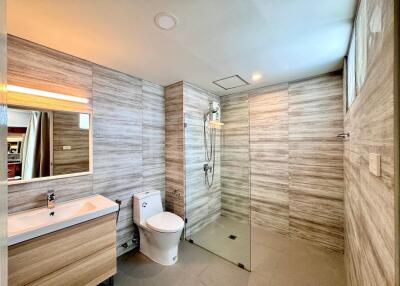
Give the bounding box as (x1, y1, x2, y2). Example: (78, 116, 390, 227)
(203, 101, 223, 188)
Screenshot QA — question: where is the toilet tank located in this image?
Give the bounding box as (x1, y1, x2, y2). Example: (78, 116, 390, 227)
(133, 190, 163, 225)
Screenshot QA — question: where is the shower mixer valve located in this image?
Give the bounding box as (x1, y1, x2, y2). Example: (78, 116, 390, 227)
(203, 163, 212, 173)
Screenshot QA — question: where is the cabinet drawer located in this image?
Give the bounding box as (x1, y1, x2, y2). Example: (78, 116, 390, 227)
(9, 213, 116, 286)
(27, 246, 116, 286)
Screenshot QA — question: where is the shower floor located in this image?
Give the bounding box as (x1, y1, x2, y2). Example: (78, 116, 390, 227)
(187, 216, 251, 269)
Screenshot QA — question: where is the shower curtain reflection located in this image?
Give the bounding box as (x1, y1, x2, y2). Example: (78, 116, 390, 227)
(21, 111, 51, 180)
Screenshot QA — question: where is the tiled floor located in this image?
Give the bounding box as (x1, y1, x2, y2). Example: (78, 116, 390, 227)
(114, 226, 346, 286)
(187, 216, 251, 269)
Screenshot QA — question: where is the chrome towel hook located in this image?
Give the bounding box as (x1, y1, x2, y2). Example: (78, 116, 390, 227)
(336, 132, 350, 139)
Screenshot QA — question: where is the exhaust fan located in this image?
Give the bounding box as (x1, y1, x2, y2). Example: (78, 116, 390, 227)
(212, 75, 249, 90)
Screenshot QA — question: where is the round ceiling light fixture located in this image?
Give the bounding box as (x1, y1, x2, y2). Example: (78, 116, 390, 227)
(154, 12, 178, 31)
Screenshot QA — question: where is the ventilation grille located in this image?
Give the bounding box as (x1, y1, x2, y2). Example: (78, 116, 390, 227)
(213, 75, 249, 90)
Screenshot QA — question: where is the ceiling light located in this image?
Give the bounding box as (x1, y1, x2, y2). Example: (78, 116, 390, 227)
(154, 12, 178, 31)
(252, 73, 262, 82)
(7, 85, 89, 104)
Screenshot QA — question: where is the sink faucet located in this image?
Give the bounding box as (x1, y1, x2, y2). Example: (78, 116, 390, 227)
(47, 190, 56, 210)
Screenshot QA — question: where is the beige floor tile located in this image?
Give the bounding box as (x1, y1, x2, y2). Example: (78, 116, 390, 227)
(247, 273, 271, 286)
(198, 257, 251, 286)
(114, 227, 346, 286)
(251, 241, 282, 275)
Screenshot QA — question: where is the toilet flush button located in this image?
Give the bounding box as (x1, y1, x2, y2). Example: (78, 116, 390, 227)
(369, 153, 381, 177)
(142, 202, 147, 208)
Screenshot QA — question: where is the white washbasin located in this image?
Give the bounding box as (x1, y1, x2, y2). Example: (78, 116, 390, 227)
(8, 195, 119, 246)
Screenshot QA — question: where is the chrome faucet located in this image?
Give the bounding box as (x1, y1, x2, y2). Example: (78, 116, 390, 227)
(47, 190, 56, 210)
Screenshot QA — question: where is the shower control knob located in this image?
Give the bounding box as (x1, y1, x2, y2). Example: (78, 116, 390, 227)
(203, 164, 212, 172)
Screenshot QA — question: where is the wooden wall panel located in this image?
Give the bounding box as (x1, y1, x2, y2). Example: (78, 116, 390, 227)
(92, 65, 143, 256)
(0, 0, 7, 283)
(288, 74, 344, 252)
(7, 35, 92, 112)
(53, 111, 90, 175)
(165, 83, 185, 218)
(344, 0, 395, 285)
(220, 93, 250, 222)
(183, 82, 221, 236)
(249, 86, 289, 234)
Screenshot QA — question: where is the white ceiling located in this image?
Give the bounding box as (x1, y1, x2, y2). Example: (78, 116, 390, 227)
(7, 0, 357, 95)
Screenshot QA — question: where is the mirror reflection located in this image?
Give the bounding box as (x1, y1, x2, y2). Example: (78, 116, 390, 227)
(7, 107, 90, 182)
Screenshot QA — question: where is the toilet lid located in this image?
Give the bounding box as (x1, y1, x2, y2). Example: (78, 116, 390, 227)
(146, 212, 184, 233)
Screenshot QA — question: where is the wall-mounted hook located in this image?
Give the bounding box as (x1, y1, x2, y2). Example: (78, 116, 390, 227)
(336, 132, 350, 139)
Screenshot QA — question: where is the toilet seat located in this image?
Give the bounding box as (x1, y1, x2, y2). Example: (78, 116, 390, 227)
(146, 212, 184, 233)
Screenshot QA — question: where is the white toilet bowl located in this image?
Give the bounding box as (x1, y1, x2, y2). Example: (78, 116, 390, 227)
(133, 191, 184, 265)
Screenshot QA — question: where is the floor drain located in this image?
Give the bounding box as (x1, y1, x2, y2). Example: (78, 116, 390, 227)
(228, 234, 237, 240)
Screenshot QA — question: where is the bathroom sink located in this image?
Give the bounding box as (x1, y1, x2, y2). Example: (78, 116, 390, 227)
(8, 195, 118, 246)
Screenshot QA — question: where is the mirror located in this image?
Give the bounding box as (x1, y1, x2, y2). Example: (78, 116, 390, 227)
(7, 107, 91, 183)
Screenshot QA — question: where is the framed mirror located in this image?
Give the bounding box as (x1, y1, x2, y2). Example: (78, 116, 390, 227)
(7, 106, 91, 183)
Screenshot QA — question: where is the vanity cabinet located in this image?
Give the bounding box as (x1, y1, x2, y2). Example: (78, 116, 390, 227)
(8, 213, 116, 286)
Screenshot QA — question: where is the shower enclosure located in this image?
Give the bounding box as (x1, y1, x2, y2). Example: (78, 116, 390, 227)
(184, 94, 251, 270)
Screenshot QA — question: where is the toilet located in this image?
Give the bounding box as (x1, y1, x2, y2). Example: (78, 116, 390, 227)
(133, 190, 184, 265)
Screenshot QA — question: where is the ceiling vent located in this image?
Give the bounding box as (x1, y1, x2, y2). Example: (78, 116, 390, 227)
(212, 75, 249, 90)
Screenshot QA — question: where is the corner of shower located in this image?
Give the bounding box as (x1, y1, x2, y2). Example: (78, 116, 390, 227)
(183, 97, 251, 271)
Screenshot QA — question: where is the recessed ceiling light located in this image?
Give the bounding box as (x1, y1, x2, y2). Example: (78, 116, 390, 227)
(154, 12, 178, 31)
(252, 73, 262, 82)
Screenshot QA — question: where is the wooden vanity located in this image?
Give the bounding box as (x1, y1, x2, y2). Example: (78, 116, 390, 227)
(8, 196, 118, 286)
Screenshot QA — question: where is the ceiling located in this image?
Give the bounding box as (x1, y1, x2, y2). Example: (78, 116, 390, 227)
(7, 0, 357, 95)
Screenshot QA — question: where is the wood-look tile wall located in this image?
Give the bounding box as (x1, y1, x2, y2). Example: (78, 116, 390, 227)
(249, 85, 289, 233)
(344, 0, 395, 285)
(142, 81, 165, 194)
(7, 36, 92, 113)
(165, 81, 221, 236)
(165, 82, 185, 218)
(0, 0, 7, 283)
(183, 82, 221, 237)
(220, 93, 250, 222)
(6, 35, 165, 256)
(92, 64, 144, 256)
(288, 75, 344, 252)
(220, 73, 344, 252)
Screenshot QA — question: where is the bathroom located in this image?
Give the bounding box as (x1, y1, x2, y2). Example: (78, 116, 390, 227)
(0, 0, 398, 286)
